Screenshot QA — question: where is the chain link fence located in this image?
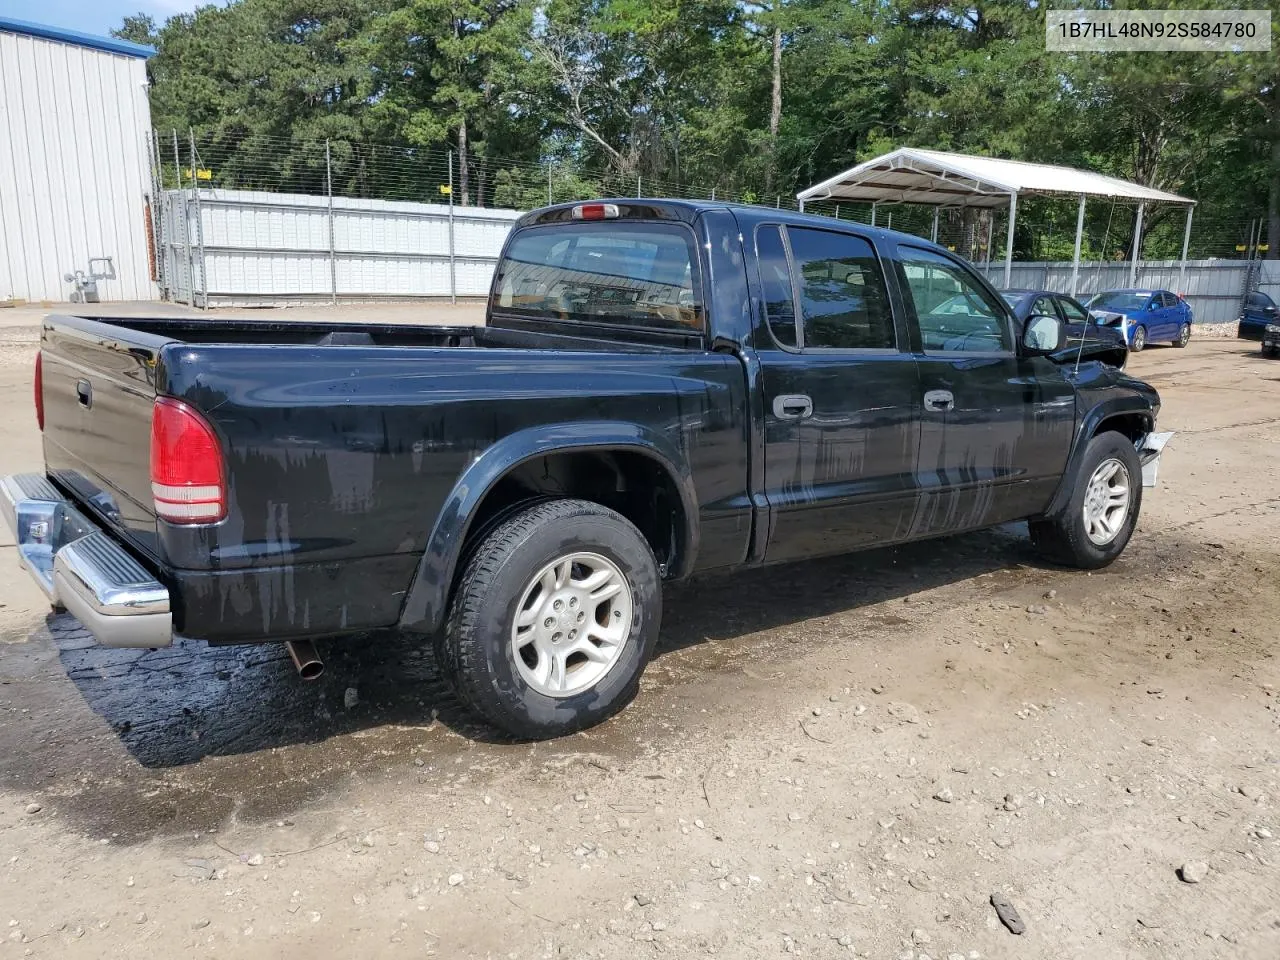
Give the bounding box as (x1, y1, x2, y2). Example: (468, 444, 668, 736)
(150, 130, 1275, 315)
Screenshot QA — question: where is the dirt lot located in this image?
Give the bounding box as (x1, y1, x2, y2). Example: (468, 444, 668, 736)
(1, 310, 1278, 960)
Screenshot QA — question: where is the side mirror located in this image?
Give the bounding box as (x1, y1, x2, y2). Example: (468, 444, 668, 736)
(1147, 301, 1160, 311)
(1022, 313, 1063, 353)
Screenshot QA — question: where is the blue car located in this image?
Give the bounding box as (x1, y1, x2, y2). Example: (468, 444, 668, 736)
(1085, 288, 1193, 352)
(1237, 291, 1279, 341)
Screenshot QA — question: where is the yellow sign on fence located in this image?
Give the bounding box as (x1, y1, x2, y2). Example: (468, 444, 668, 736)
(439, 185, 452, 196)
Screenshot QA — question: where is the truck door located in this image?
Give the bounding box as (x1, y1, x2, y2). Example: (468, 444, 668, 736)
(895, 244, 1075, 534)
(752, 223, 922, 564)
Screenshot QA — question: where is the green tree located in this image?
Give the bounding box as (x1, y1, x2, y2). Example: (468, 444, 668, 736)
(364, 0, 531, 204)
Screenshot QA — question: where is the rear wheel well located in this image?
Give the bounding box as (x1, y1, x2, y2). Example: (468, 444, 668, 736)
(461, 450, 687, 579)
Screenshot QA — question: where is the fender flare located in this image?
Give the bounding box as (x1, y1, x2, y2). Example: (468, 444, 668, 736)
(398, 421, 699, 634)
(1042, 397, 1154, 517)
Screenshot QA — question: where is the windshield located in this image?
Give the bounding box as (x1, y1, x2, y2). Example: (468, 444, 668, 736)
(494, 222, 701, 331)
(1088, 291, 1148, 313)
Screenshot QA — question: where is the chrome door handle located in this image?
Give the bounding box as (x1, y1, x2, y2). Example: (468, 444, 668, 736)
(924, 389, 954, 412)
(773, 394, 813, 419)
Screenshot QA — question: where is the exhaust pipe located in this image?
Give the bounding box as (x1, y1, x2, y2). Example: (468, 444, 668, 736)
(285, 639, 324, 680)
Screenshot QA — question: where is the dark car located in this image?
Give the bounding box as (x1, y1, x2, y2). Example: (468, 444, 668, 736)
(1085, 288, 1193, 351)
(2, 199, 1169, 739)
(1237, 291, 1279, 342)
(1261, 312, 1280, 357)
(1000, 289, 1128, 369)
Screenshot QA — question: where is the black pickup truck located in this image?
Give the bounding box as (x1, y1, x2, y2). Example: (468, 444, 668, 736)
(3, 200, 1169, 738)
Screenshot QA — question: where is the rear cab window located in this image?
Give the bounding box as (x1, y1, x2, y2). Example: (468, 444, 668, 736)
(493, 222, 703, 333)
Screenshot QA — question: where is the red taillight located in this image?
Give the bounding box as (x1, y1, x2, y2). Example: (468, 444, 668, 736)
(571, 202, 619, 220)
(150, 397, 226, 524)
(34, 351, 44, 431)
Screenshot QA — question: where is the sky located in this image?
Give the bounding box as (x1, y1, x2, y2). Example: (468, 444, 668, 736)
(0, 0, 209, 38)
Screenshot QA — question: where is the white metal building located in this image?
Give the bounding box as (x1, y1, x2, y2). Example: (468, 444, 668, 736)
(0, 17, 155, 303)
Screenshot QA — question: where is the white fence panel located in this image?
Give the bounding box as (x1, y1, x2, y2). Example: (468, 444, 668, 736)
(163, 188, 521, 305)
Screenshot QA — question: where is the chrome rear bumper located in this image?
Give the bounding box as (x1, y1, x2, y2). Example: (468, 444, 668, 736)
(1, 474, 172, 647)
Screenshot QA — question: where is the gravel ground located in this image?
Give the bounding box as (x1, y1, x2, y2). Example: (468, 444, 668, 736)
(1, 312, 1278, 960)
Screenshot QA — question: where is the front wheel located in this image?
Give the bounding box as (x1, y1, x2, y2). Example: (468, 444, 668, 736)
(1030, 431, 1143, 569)
(1174, 322, 1191, 348)
(437, 498, 661, 739)
(1130, 325, 1147, 352)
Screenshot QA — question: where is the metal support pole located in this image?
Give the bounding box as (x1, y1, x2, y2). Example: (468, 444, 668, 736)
(325, 140, 337, 305)
(1178, 206, 1194, 293)
(1004, 192, 1017, 288)
(870, 202, 876, 227)
(547, 159, 553, 206)
(447, 150, 457, 304)
(637, 175, 641, 198)
(174, 130, 192, 306)
(1129, 202, 1145, 286)
(984, 209, 992, 270)
(189, 129, 208, 309)
(1070, 196, 1086, 298)
(147, 130, 165, 298)
(931, 206, 939, 243)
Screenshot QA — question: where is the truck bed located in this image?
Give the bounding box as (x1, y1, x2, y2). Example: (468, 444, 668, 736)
(36, 312, 746, 643)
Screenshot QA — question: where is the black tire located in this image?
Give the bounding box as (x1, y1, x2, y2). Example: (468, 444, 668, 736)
(1130, 325, 1147, 352)
(437, 498, 661, 739)
(1174, 322, 1190, 348)
(1029, 430, 1143, 570)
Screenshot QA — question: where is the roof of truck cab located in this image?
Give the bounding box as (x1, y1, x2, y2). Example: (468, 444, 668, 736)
(517, 198, 948, 250)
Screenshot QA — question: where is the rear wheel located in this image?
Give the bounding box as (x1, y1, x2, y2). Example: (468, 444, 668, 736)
(437, 498, 661, 739)
(1030, 431, 1143, 569)
(1130, 325, 1147, 352)
(1174, 322, 1190, 348)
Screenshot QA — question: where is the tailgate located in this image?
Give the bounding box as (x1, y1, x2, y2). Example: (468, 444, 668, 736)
(39, 316, 168, 560)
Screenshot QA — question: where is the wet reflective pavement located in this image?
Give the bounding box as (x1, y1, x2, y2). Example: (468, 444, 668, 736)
(0, 527, 1038, 843)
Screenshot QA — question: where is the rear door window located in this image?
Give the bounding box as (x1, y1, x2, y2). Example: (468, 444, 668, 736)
(1031, 295, 1058, 320)
(756, 225, 798, 347)
(787, 228, 896, 350)
(494, 222, 701, 331)
(756, 224, 896, 350)
(1057, 297, 1091, 325)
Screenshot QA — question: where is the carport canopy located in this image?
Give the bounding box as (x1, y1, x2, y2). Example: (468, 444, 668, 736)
(796, 147, 1197, 295)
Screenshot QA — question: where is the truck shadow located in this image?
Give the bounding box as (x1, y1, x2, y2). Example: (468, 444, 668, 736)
(29, 523, 1040, 774)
